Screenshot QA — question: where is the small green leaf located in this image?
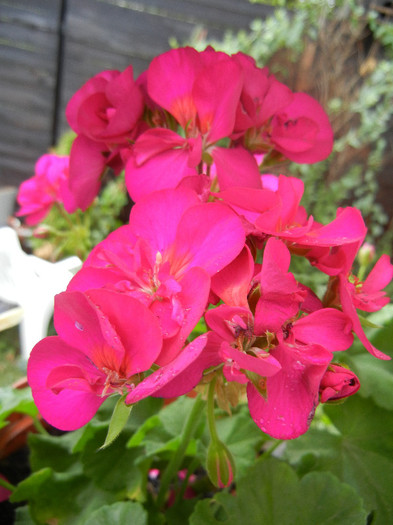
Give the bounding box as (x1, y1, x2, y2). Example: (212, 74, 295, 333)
(0, 386, 38, 428)
(100, 395, 133, 449)
(83, 501, 147, 525)
(357, 313, 382, 329)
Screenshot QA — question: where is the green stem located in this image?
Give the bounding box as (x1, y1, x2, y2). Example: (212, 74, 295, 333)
(156, 395, 205, 509)
(0, 477, 16, 493)
(257, 439, 284, 463)
(175, 456, 199, 504)
(54, 202, 76, 229)
(207, 377, 219, 443)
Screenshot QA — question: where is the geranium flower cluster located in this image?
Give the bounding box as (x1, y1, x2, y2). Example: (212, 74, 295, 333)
(26, 47, 392, 441)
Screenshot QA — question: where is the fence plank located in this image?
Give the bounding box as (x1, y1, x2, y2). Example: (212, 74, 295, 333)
(0, 0, 62, 187)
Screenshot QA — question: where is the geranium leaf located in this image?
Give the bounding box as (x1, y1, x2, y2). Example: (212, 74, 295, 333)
(100, 395, 133, 449)
(83, 501, 147, 525)
(189, 458, 366, 524)
(286, 395, 393, 525)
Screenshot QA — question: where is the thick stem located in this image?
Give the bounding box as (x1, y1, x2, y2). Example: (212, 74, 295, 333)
(156, 395, 205, 509)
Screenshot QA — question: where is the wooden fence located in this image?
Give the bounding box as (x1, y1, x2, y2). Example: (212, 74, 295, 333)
(0, 0, 273, 187)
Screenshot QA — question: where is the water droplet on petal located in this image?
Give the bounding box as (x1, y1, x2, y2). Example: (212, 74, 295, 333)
(75, 321, 84, 331)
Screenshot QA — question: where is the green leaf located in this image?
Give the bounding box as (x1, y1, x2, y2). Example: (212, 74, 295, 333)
(81, 428, 147, 499)
(286, 395, 393, 525)
(14, 506, 35, 525)
(189, 458, 367, 524)
(83, 501, 147, 525)
(100, 395, 133, 449)
(346, 352, 393, 410)
(357, 313, 382, 329)
(28, 431, 82, 473)
(0, 386, 38, 428)
(11, 468, 115, 524)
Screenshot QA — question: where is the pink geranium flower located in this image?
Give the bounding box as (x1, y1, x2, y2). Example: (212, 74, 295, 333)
(126, 47, 244, 201)
(16, 153, 77, 224)
(65, 66, 145, 209)
(232, 54, 333, 163)
(216, 174, 367, 249)
(204, 237, 354, 439)
(27, 289, 163, 430)
(68, 187, 246, 365)
(315, 243, 393, 360)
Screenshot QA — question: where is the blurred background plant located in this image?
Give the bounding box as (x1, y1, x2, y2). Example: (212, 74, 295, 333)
(23, 131, 129, 263)
(173, 0, 393, 256)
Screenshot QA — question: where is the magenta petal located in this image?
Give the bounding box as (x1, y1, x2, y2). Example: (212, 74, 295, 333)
(125, 334, 208, 403)
(205, 305, 253, 343)
(292, 309, 354, 351)
(221, 342, 281, 378)
(129, 187, 200, 254)
(27, 336, 105, 430)
(147, 47, 202, 126)
(193, 57, 242, 143)
(68, 136, 107, 210)
(247, 341, 332, 439)
(54, 292, 109, 358)
(212, 146, 262, 191)
(363, 254, 393, 294)
(211, 246, 254, 307)
(155, 266, 211, 366)
(339, 275, 391, 360)
(125, 149, 198, 202)
(294, 207, 367, 247)
(171, 202, 245, 276)
(86, 289, 163, 375)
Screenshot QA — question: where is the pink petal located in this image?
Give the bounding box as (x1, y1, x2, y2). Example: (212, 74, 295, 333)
(220, 341, 281, 378)
(147, 47, 202, 127)
(27, 336, 105, 430)
(155, 266, 211, 366)
(247, 341, 332, 439)
(86, 289, 163, 375)
(211, 246, 254, 307)
(212, 146, 262, 191)
(292, 309, 354, 351)
(170, 202, 245, 277)
(293, 207, 367, 247)
(68, 135, 107, 210)
(125, 334, 208, 403)
(363, 254, 393, 294)
(125, 148, 198, 202)
(193, 57, 242, 143)
(339, 275, 391, 360)
(129, 187, 200, 254)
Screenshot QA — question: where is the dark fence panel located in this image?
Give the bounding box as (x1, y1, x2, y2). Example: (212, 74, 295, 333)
(0, 0, 273, 188)
(0, 0, 62, 186)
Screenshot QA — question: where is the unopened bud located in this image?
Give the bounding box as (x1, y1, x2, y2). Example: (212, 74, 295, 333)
(206, 439, 235, 488)
(358, 242, 375, 268)
(319, 364, 360, 403)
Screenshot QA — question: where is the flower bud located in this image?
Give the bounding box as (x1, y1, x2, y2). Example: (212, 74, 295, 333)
(319, 364, 360, 403)
(358, 242, 376, 267)
(206, 439, 235, 488)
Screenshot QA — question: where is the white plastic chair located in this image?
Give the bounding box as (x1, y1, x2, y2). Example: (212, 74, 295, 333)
(0, 227, 82, 361)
